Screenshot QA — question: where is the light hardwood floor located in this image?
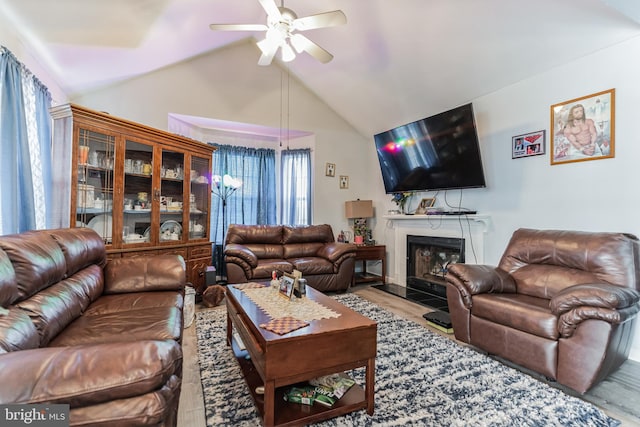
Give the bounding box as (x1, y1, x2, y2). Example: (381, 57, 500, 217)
(177, 285, 640, 426)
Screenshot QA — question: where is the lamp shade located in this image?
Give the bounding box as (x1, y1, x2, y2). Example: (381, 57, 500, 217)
(345, 200, 374, 219)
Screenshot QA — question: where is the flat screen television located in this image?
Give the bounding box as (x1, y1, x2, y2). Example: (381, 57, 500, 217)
(374, 103, 486, 193)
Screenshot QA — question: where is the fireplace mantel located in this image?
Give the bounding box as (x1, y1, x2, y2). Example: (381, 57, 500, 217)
(382, 214, 491, 232)
(382, 214, 491, 286)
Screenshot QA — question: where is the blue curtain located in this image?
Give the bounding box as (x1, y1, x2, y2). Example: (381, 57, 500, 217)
(280, 148, 311, 225)
(0, 46, 52, 235)
(209, 144, 277, 245)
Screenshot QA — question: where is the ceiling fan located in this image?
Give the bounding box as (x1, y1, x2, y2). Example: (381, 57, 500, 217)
(209, 0, 346, 66)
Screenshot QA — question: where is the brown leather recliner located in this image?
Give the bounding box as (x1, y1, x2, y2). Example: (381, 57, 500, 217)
(445, 228, 640, 393)
(224, 224, 356, 292)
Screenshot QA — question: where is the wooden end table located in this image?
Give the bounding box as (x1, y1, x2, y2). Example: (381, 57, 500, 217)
(226, 285, 377, 427)
(353, 245, 386, 286)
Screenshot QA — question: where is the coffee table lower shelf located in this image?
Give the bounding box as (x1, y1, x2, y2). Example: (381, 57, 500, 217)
(232, 340, 368, 426)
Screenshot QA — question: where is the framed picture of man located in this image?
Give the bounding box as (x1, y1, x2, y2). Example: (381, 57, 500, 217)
(550, 88, 615, 165)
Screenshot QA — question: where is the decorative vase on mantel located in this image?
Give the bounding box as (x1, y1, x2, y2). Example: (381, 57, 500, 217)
(392, 191, 413, 215)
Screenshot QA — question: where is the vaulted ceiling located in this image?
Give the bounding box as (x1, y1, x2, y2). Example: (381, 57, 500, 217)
(2, 0, 640, 137)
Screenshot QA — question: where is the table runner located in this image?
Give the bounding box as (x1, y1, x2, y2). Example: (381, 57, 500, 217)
(237, 284, 340, 321)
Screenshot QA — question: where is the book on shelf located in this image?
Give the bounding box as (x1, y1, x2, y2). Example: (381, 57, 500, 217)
(308, 374, 356, 407)
(283, 385, 316, 405)
(284, 373, 357, 408)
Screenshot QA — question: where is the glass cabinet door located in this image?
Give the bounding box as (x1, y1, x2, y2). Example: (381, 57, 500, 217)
(159, 149, 185, 243)
(122, 140, 154, 245)
(188, 155, 210, 240)
(77, 129, 115, 245)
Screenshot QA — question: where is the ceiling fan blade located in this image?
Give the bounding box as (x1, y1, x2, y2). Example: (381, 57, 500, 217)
(209, 23, 268, 31)
(258, 0, 282, 20)
(293, 10, 346, 31)
(257, 43, 278, 66)
(290, 34, 333, 63)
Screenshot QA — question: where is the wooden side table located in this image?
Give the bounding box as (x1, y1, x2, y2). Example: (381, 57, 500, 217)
(353, 245, 386, 286)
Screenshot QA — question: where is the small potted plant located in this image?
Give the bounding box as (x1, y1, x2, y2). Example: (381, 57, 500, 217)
(391, 191, 414, 214)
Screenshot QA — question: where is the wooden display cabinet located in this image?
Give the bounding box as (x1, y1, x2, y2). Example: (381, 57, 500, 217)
(51, 104, 215, 290)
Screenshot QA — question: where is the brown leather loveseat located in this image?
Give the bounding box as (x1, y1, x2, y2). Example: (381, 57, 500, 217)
(446, 228, 640, 393)
(224, 224, 356, 292)
(0, 227, 185, 426)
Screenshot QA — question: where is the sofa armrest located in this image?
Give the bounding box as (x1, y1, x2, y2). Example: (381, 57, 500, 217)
(550, 283, 640, 315)
(224, 244, 258, 268)
(446, 264, 516, 308)
(104, 254, 185, 294)
(0, 340, 181, 407)
(317, 242, 356, 263)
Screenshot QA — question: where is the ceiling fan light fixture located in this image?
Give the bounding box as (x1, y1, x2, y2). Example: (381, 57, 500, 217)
(289, 33, 306, 54)
(257, 36, 279, 55)
(281, 41, 296, 62)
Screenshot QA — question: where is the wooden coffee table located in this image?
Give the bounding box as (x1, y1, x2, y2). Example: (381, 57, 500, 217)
(226, 284, 377, 427)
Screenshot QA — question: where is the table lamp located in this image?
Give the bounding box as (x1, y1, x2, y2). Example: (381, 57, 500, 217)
(345, 199, 374, 245)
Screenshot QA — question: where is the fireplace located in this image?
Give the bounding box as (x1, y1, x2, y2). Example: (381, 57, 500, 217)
(404, 235, 464, 311)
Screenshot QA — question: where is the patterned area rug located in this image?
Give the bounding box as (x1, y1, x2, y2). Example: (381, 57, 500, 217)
(195, 293, 620, 426)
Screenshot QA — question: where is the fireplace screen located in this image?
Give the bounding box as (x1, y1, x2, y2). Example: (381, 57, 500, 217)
(406, 235, 464, 304)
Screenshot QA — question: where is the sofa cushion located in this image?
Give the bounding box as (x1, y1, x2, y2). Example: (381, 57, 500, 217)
(49, 228, 107, 277)
(0, 340, 181, 407)
(254, 259, 294, 279)
(69, 375, 181, 426)
(472, 293, 558, 340)
(16, 266, 103, 346)
(0, 249, 18, 307)
(0, 308, 39, 353)
(0, 231, 66, 301)
(104, 255, 185, 294)
(49, 307, 183, 347)
(283, 242, 325, 259)
(283, 224, 334, 244)
(227, 224, 283, 244)
(83, 291, 183, 316)
(289, 257, 334, 275)
(512, 264, 600, 299)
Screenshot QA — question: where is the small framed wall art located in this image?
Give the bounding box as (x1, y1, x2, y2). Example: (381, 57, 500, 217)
(512, 130, 545, 159)
(325, 162, 335, 177)
(550, 88, 615, 165)
(339, 175, 349, 189)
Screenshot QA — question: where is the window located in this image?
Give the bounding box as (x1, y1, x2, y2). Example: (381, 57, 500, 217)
(210, 144, 312, 244)
(280, 149, 311, 225)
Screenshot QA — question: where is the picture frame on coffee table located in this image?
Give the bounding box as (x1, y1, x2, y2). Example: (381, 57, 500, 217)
(279, 273, 296, 300)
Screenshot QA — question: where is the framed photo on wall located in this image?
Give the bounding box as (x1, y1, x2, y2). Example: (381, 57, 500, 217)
(325, 162, 335, 177)
(550, 88, 615, 165)
(512, 130, 545, 159)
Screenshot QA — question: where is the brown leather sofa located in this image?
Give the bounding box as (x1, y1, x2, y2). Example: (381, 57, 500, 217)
(446, 228, 640, 393)
(0, 227, 185, 426)
(224, 224, 356, 292)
